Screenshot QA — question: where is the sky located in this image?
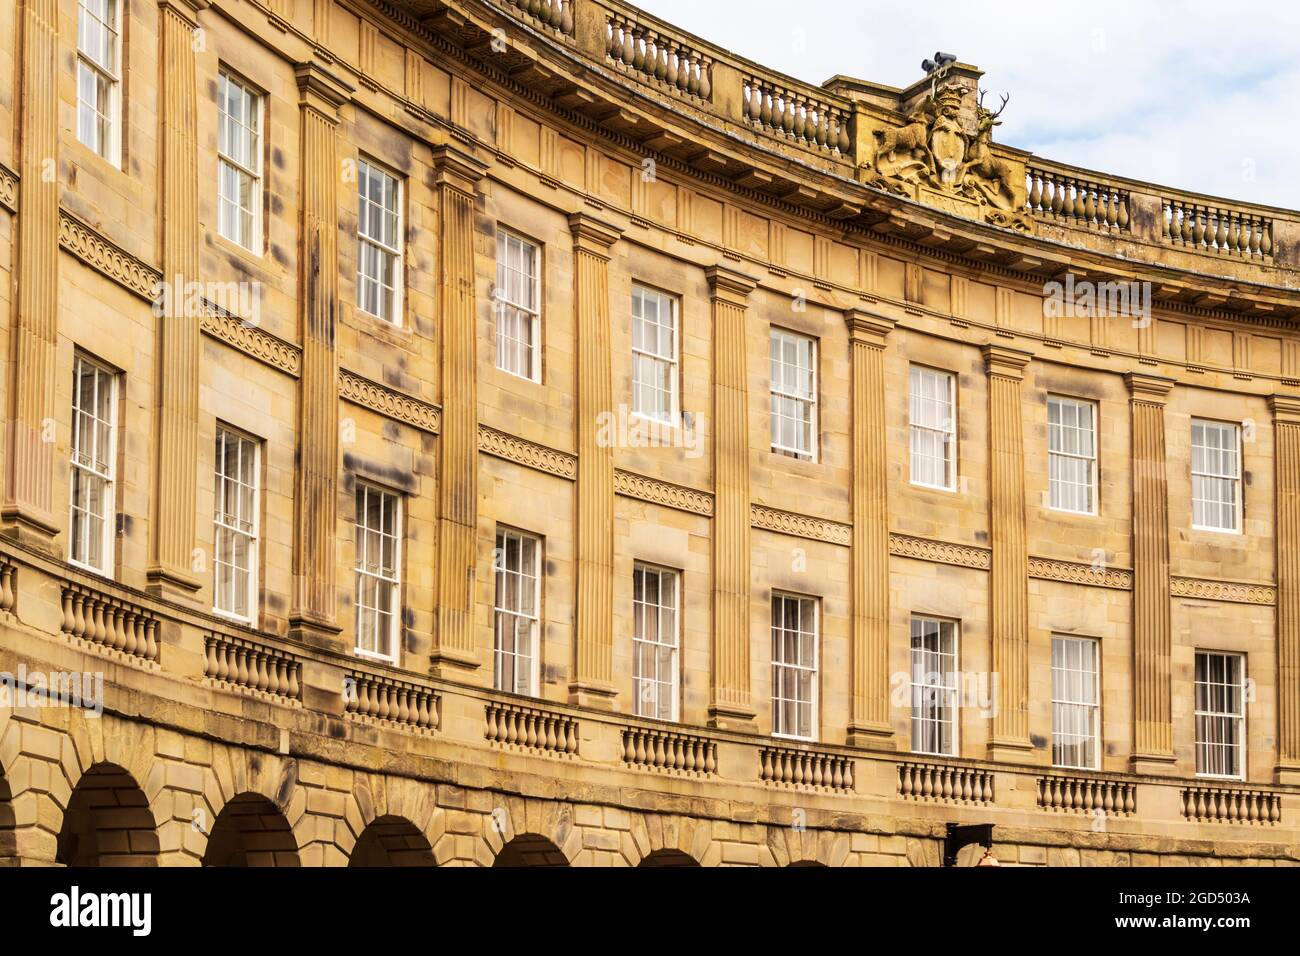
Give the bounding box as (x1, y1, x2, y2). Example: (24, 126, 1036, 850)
(632, 0, 1300, 210)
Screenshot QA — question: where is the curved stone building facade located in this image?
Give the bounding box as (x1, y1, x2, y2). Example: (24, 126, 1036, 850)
(1, 0, 1299, 867)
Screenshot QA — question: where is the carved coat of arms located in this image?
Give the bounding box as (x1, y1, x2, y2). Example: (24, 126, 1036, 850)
(869, 84, 1030, 231)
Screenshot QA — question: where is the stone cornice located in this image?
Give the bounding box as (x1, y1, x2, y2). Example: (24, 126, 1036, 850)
(477, 425, 577, 479)
(295, 59, 355, 116)
(430, 142, 490, 196)
(705, 264, 757, 305)
(1126, 372, 1177, 403)
(59, 211, 161, 300)
(1269, 394, 1300, 425)
(567, 211, 623, 256)
(158, 0, 210, 27)
(844, 308, 895, 348)
(983, 344, 1033, 380)
(340, 368, 441, 433)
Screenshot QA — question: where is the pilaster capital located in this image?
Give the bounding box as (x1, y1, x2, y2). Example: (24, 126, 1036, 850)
(567, 211, 622, 258)
(1125, 372, 1176, 404)
(705, 264, 757, 307)
(844, 308, 894, 349)
(981, 344, 1032, 381)
(431, 143, 489, 197)
(294, 60, 354, 119)
(1269, 394, 1300, 425)
(159, 0, 209, 28)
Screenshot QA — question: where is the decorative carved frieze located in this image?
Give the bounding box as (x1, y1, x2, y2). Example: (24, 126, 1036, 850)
(1169, 577, 1275, 606)
(1028, 557, 1133, 590)
(614, 470, 712, 516)
(750, 504, 851, 546)
(477, 425, 577, 479)
(200, 308, 302, 377)
(339, 369, 441, 433)
(59, 212, 161, 301)
(0, 163, 16, 213)
(889, 533, 991, 570)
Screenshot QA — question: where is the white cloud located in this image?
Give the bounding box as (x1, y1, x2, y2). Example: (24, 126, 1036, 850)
(633, 0, 1300, 208)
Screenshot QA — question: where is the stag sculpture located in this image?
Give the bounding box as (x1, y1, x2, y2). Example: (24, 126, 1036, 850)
(962, 91, 1018, 209)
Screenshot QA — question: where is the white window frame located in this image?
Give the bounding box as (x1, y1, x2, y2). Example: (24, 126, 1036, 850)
(631, 285, 680, 425)
(1194, 650, 1246, 781)
(632, 564, 680, 722)
(1051, 635, 1100, 770)
(771, 593, 819, 741)
(495, 230, 542, 382)
(68, 354, 118, 575)
(910, 616, 958, 757)
(353, 483, 402, 664)
(356, 158, 404, 326)
(1191, 419, 1242, 534)
(769, 328, 818, 462)
(494, 528, 541, 697)
(909, 365, 957, 491)
(1048, 396, 1098, 515)
(76, 0, 122, 165)
(213, 426, 261, 624)
(216, 70, 264, 252)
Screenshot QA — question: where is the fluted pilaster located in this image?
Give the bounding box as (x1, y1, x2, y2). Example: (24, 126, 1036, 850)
(568, 213, 622, 708)
(707, 265, 757, 730)
(3, 0, 61, 547)
(984, 345, 1033, 760)
(1127, 373, 1176, 773)
(845, 309, 894, 748)
(430, 144, 488, 676)
(1272, 395, 1300, 783)
(147, 0, 209, 598)
(288, 61, 352, 646)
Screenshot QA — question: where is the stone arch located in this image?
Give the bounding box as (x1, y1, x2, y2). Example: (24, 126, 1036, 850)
(617, 812, 713, 867)
(202, 792, 300, 866)
(0, 763, 15, 865)
(349, 815, 435, 867)
(480, 796, 583, 867)
(765, 826, 850, 868)
(344, 774, 448, 865)
(638, 848, 700, 867)
(57, 762, 160, 866)
(494, 833, 570, 867)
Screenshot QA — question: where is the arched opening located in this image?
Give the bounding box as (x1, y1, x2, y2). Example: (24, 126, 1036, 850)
(56, 763, 159, 866)
(202, 793, 300, 867)
(0, 769, 15, 865)
(787, 860, 829, 868)
(493, 833, 569, 867)
(638, 848, 700, 868)
(349, 815, 435, 867)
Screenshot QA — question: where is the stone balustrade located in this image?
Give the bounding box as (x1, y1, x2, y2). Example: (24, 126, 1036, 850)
(206, 633, 303, 703)
(486, 700, 580, 755)
(759, 745, 855, 791)
(1162, 197, 1273, 259)
(345, 670, 440, 732)
(1037, 774, 1137, 816)
(743, 75, 851, 157)
(0, 557, 15, 615)
(503, 0, 574, 36)
(1025, 164, 1131, 232)
(1181, 785, 1281, 825)
(898, 761, 995, 806)
(604, 13, 711, 101)
(621, 725, 717, 775)
(59, 581, 160, 665)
